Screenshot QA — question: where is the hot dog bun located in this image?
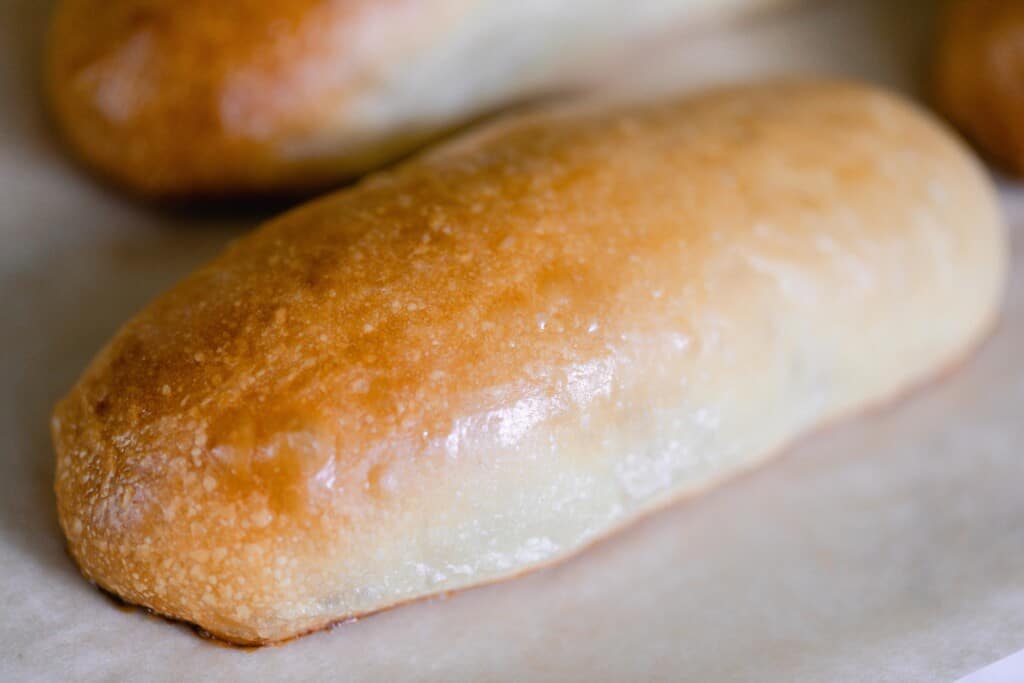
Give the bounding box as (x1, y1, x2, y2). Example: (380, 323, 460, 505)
(52, 81, 1006, 644)
(46, 0, 796, 198)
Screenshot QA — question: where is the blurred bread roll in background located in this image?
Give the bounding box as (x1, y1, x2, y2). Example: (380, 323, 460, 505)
(934, 0, 1024, 176)
(46, 0, 799, 198)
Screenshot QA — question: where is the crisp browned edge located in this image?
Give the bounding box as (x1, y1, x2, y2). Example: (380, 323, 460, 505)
(60, 303, 1004, 648)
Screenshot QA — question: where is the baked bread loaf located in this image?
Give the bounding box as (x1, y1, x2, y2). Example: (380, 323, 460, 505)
(52, 81, 1006, 645)
(46, 0, 796, 198)
(934, 0, 1024, 176)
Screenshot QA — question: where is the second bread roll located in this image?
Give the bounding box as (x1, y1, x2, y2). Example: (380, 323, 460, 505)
(934, 0, 1024, 176)
(46, 0, 796, 197)
(52, 81, 1006, 644)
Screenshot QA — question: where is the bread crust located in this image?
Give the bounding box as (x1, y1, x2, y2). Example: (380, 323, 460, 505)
(933, 0, 1024, 176)
(74, 326, 1004, 648)
(52, 81, 1007, 644)
(45, 0, 795, 198)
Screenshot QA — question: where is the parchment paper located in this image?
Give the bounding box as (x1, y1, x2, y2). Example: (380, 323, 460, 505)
(2, 0, 1022, 680)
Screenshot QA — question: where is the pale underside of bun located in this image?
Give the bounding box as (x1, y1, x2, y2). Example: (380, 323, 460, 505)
(46, 0, 796, 197)
(52, 81, 1006, 644)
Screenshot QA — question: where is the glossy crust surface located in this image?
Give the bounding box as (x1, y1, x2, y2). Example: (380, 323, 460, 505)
(52, 82, 1006, 644)
(45, 0, 793, 198)
(934, 0, 1024, 176)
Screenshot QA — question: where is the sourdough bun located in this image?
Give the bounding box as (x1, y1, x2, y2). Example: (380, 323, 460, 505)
(52, 81, 1006, 644)
(45, 0, 795, 198)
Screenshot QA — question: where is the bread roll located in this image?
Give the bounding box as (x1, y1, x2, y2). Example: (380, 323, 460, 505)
(934, 0, 1024, 176)
(46, 0, 796, 198)
(52, 82, 1006, 645)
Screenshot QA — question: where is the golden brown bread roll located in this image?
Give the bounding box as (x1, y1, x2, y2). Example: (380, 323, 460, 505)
(45, 0, 796, 198)
(52, 81, 1006, 645)
(934, 0, 1024, 176)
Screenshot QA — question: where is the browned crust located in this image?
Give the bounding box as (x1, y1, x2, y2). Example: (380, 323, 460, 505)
(52, 80, 1006, 645)
(933, 0, 1024, 177)
(44, 0, 434, 198)
(45, 0, 803, 199)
